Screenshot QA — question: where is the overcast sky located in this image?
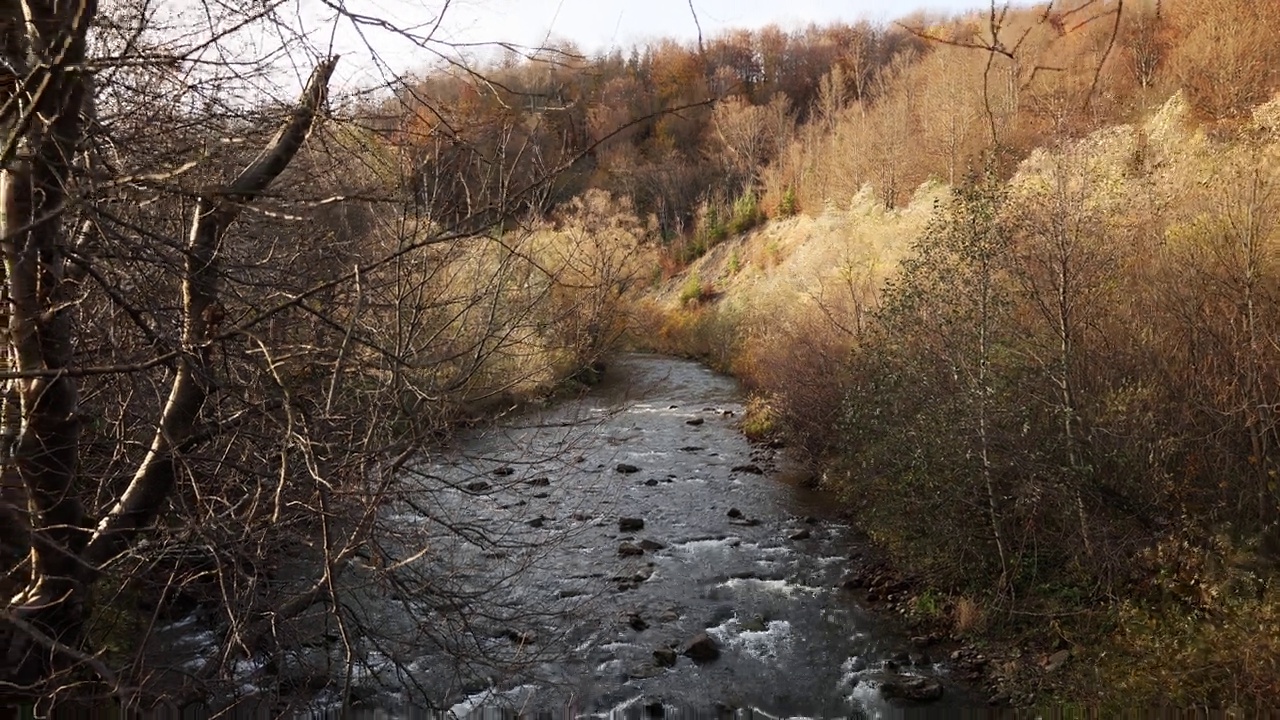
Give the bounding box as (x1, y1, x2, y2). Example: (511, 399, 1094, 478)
(286, 0, 1024, 91)
(435, 0, 1005, 51)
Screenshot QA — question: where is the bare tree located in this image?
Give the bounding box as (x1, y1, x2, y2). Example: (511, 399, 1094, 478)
(0, 0, 342, 694)
(0, 0, 625, 710)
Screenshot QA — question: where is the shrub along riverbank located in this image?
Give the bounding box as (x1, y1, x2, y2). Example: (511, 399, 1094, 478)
(637, 93, 1280, 710)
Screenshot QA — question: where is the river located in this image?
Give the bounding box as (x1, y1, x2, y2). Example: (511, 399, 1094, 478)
(163, 354, 975, 717)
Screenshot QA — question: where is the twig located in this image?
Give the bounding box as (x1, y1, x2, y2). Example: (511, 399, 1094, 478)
(687, 0, 705, 57)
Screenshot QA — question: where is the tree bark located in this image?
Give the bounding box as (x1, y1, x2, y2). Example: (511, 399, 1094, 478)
(1, 0, 99, 690)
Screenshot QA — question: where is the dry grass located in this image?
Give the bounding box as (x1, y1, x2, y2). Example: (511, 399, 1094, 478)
(642, 179, 945, 454)
(953, 595, 987, 636)
(738, 396, 777, 442)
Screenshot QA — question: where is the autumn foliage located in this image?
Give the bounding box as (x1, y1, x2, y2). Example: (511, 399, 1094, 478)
(583, 0, 1280, 708)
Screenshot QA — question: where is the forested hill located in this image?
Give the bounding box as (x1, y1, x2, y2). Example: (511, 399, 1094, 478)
(377, 0, 1271, 254)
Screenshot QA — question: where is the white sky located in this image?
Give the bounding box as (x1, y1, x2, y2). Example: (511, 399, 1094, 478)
(436, 0, 1005, 50)
(308, 0, 1018, 89)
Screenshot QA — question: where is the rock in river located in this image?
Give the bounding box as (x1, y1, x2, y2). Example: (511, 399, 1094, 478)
(682, 632, 721, 663)
(628, 664, 665, 680)
(619, 517, 645, 532)
(685, 417, 705, 426)
(618, 542, 644, 557)
(879, 676, 943, 703)
(501, 628, 537, 645)
(730, 464, 764, 475)
(616, 463, 641, 474)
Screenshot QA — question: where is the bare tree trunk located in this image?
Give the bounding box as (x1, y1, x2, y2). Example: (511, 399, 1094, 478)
(1, 19, 337, 689)
(2, 0, 99, 686)
(1050, 189, 1093, 559)
(1238, 172, 1274, 524)
(978, 225, 1008, 592)
(81, 58, 338, 570)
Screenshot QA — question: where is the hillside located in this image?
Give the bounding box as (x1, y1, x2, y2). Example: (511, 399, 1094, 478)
(640, 88, 1280, 707)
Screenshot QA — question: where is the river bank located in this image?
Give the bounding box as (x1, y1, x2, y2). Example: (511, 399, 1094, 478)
(724, 389, 1102, 711)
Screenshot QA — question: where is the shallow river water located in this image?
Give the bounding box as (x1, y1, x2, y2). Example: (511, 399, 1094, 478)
(167, 354, 975, 717)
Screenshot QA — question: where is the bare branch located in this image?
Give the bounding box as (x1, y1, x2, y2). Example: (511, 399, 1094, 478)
(82, 57, 339, 573)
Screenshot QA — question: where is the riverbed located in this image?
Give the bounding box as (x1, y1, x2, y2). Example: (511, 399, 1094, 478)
(164, 354, 974, 716)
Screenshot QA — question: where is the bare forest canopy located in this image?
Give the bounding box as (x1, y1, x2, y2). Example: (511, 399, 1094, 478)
(377, 0, 1272, 255)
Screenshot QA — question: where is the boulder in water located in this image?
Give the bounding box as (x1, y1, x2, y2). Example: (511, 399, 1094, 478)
(879, 676, 943, 704)
(628, 664, 664, 679)
(618, 542, 644, 557)
(616, 463, 641, 474)
(502, 629, 537, 645)
(682, 632, 721, 663)
(619, 517, 645, 531)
